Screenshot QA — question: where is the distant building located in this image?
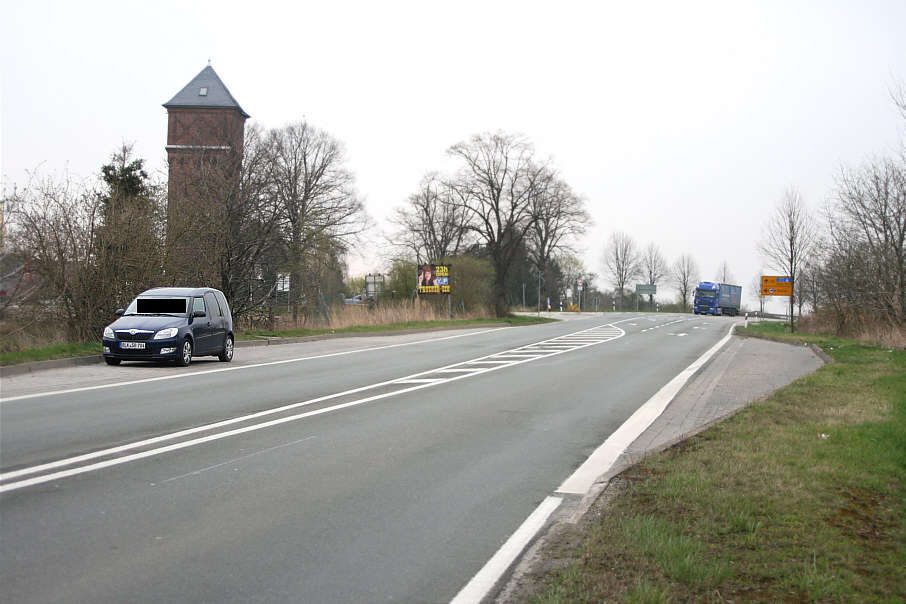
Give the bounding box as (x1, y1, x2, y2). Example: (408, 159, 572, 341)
(163, 64, 249, 283)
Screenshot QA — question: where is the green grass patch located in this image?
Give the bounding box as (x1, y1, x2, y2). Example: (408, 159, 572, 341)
(0, 342, 102, 366)
(530, 331, 906, 603)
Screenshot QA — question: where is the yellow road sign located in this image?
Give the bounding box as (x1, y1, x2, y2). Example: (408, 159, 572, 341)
(761, 275, 792, 296)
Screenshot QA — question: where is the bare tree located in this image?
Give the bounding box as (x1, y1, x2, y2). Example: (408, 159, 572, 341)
(446, 131, 543, 317)
(556, 253, 589, 308)
(640, 242, 669, 310)
(388, 172, 472, 263)
(671, 252, 699, 313)
(527, 168, 590, 308)
(266, 120, 370, 323)
(814, 226, 874, 332)
(890, 77, 906, 127)
(5, 166, 165, 341)
(602, 231, 641, 310)
(716, 260, 735, 284)
(216, 124, 287, 319)
(165, 123, 286, 322)
(750, 272, 766, 317)
(758, 188, 817, 331)
(822, 155, 906, 328)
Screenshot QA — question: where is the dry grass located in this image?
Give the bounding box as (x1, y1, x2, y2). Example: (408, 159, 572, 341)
(0, 315, 72, 353)
(800, 313, 906, 349)
(323, 299, 492, 330)
(238, 300, 494, 332)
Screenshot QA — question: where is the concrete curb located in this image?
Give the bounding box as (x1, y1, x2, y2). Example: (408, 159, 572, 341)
(0, 355, 106, 377)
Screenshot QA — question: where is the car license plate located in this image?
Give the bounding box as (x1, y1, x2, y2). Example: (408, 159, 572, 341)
(120, 342, 145, 349)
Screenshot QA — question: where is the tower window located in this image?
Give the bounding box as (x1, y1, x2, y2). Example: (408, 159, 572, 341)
(199, 87, 208, 96)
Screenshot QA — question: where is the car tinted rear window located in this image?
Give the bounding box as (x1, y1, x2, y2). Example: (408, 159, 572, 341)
(214, 291, 231, 319)
(204, 292, 222, 317)
(136, 297, 187, 314)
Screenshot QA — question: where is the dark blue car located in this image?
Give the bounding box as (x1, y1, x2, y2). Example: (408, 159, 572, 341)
(102, 287, 234, 366)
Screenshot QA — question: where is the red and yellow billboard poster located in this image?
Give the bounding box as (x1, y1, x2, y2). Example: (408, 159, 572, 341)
(417, 264, 451, 295)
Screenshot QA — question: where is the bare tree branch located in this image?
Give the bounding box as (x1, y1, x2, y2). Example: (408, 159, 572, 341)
(602, 231, 642, 310)
(671, 252, 699, 313)
(757, 187, 818, 331)
(446, 131, 541, 317)
(266, 120, 371, 322)
(388, 172, 472, 263)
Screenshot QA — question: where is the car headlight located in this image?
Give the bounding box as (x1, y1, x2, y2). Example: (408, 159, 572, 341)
(104, 326, 114, 339)
(154, 328, 179, 340)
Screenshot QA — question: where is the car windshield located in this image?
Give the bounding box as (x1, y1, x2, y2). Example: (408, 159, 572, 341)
(695, 290, 717, 299)
(125, 296, 189, 316)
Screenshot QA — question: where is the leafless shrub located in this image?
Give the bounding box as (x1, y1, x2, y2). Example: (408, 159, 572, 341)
(818, 156, 906, 330)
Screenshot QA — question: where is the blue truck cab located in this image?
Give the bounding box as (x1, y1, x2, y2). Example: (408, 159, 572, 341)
(693, 281, 742, 316)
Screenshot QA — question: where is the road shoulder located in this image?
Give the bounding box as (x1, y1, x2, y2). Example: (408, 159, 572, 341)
(494, 334, 826, 603)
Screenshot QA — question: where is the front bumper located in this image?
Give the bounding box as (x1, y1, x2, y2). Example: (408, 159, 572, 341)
(102, 338, 180, 361)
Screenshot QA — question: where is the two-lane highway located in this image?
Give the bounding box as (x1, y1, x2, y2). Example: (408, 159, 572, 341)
(1, 313, 735, 603)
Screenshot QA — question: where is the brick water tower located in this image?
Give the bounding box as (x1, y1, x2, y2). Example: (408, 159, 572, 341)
(163, 64, 249, 283)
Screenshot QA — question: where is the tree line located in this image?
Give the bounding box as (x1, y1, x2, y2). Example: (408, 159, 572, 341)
(2, 118, 370, 343)
(752, 83, 905, 336)
(2, 91, 902, 346)
(1, 127, 596, 345)
(387, 130, 590, 317)
(590, 142, 904, 337)
(756, 158, 905, 336)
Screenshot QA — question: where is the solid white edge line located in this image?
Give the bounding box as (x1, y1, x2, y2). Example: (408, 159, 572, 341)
(556, 322, 737, 495)
(449, 318, 734, 604)
(450, 496, 562, 604)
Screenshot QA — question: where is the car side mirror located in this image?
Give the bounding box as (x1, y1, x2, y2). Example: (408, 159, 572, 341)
(193, 310, 207, 318)
(115, 308, 125, 316)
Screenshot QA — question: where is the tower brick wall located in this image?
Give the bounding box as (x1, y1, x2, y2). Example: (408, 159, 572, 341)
(163, 66, 248, 286)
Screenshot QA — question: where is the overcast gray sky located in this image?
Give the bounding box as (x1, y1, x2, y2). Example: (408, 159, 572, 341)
(2, 0, 904, 312)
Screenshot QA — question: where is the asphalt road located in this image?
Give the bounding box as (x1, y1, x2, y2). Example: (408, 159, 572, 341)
(1, 313, 737, 603)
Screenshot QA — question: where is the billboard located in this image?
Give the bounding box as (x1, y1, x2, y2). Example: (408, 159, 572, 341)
(761, 275, 792, 296)
(417, 264, 451, 295)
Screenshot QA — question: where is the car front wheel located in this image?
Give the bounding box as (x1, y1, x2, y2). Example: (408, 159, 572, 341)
(218, 334, 234, 362)
(176, 338, 193, 367)
(104, 357, 121, 366)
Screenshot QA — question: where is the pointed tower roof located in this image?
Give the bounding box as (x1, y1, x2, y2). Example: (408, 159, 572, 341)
(163, 64, 250, 118)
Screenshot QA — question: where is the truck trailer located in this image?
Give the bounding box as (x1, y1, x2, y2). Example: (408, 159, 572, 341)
(693, 281, 742, 316)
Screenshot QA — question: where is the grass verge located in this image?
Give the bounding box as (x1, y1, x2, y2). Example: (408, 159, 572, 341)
(527, 325, 906, 603)
(0, 315, 552, 366)
(0, 342, 102, 366)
